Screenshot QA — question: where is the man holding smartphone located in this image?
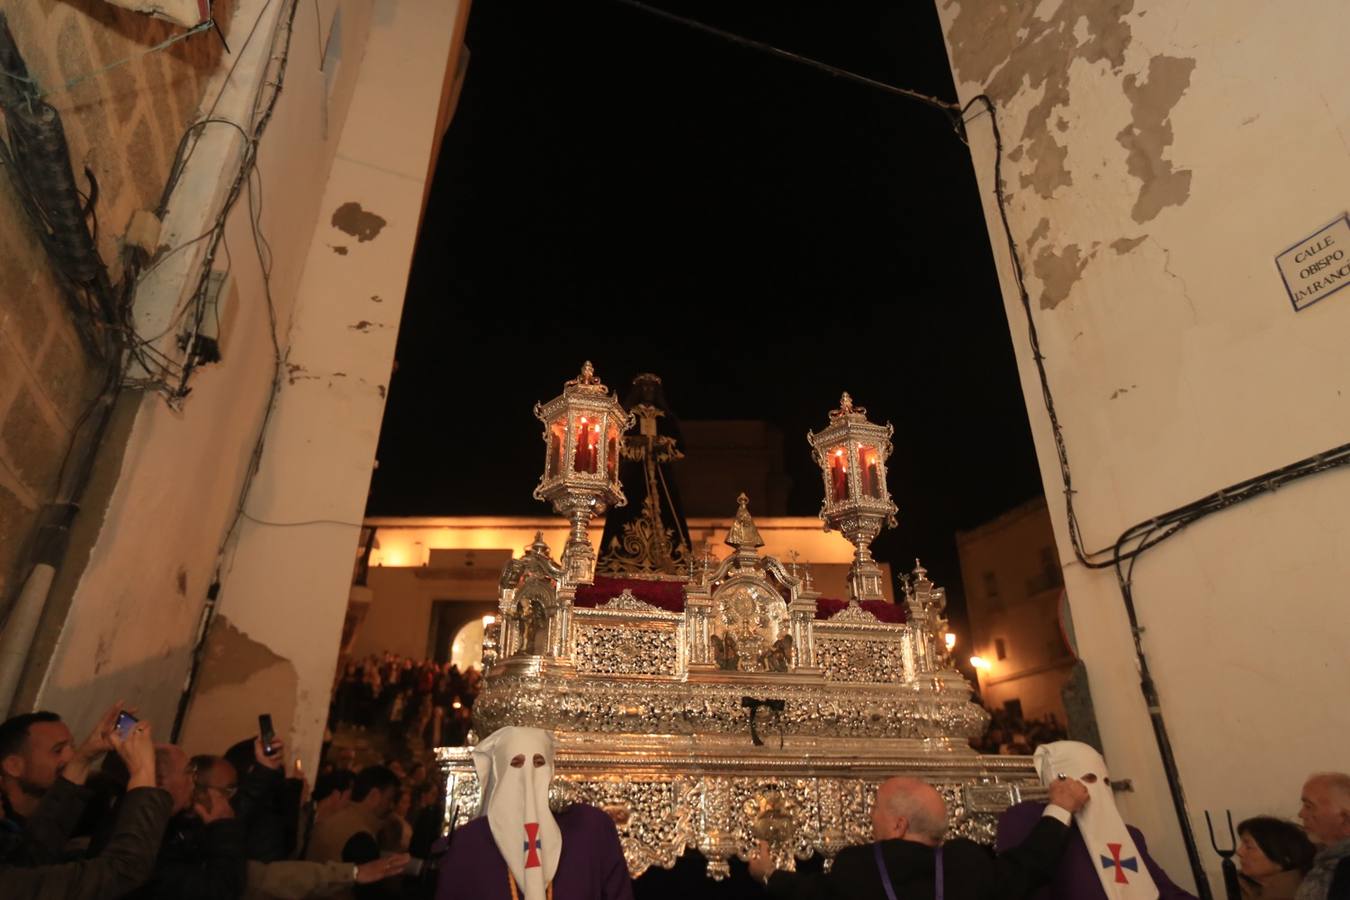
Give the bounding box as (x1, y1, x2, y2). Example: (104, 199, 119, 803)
(1, 703, 131, 857)
(3, 716, 178, 900)
(223, 727, 292, 864)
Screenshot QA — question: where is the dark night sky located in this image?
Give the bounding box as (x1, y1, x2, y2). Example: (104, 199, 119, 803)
(367, 0, 1044, 621)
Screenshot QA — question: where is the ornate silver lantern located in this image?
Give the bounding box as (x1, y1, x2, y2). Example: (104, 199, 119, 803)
(533, 362, 632, 584)
(807, 392, 898, 605)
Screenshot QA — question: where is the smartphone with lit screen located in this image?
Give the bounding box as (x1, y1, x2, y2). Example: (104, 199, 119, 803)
(114, 711, 138, 741)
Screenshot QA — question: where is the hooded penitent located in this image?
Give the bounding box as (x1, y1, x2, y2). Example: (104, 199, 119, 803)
(1035, 741, 1159, 900)
(473, 727, 563, 900)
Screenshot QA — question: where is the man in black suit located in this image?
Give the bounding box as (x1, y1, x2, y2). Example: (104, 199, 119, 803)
(749, 775, 1089, 900)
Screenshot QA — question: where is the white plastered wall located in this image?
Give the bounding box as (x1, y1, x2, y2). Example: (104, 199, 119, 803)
(33, 0, 376, 738)
(177, 0, 466, 767)
(933, 0, 1350, 892)
(33, 0, 467, 775)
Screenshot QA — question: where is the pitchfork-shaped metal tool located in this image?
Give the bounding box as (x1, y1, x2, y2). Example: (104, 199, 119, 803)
(1205, 809, 1242, 900)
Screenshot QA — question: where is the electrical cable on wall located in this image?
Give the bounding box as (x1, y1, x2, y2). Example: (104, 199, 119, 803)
(0, 0, 304, 720)
(168, 0, 305, 742)
(0, 13, 141, 620)
(0, 19, 215, 100)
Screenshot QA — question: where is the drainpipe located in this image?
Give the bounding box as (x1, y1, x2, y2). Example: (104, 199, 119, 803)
(0, 511, 73, 715)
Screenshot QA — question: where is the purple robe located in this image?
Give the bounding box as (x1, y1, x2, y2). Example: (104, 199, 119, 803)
(436, 803, 633, 900)
(997, 801, 1197, 900)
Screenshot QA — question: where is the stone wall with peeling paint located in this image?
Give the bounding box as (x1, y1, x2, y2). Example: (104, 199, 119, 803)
(0, 0, 231, 646)
(934, 0, 1350, 892)
(21, 0, 380, 757)
(175, 0, 469, 767)
(25, 0, 469, 778)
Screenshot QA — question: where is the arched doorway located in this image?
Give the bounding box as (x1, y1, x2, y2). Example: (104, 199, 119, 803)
(427, 600, 496, 664)
(449, 616, 489, 671)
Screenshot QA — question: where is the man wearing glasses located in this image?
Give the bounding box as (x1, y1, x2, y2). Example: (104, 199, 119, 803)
(128, 751, 249, 899)
(192, 756, 240, 817)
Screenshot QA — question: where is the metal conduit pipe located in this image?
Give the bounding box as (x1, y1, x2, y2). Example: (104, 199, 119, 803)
(0, 521, 70, 714)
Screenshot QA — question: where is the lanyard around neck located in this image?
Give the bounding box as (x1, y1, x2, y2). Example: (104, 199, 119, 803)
(873, 842, 944, 900)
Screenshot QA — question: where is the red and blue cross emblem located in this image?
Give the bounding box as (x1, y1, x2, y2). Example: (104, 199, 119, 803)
(523, 823, 543, 869)
(1099, 842, 1139, 884)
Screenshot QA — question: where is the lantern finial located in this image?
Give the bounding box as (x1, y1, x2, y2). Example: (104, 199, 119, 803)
(830, 392, 866, 421)
(567, 360, 605, 390)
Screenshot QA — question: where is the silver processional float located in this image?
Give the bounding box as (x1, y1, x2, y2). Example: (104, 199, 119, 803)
(436, 363, 1042, 879)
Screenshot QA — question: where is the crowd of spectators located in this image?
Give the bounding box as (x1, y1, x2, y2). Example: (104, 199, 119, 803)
(330, 655, 481, 753)
(968, 707, 1067, 755)
(0, 703, 448, 900)
(4, 692, 1348, 899)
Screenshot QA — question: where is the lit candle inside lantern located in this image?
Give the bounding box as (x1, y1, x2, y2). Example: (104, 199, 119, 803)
(830, 447, 849, 503)
(859, 446, 881, 499)
(574, 416, 599, 474)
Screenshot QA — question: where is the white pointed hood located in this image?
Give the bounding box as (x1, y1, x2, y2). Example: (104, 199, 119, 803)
(473, 727, 562, 900)
(1035, 741, 1158, 899)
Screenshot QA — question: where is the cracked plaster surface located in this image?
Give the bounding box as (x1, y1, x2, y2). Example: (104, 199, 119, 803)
(942, 0, 1195, 308)
(194, 614, 295, 693)
(1033, 242, 1094, 309)
(1117, 55, 1196, 224)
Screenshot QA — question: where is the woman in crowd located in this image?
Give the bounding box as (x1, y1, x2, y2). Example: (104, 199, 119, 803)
(1236, 815, 1316, 899)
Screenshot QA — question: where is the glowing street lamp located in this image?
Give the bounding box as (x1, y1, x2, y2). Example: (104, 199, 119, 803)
(969, 656, 991, 671)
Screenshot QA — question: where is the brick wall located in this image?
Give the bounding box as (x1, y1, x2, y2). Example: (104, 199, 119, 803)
(0, 1, 232, 606)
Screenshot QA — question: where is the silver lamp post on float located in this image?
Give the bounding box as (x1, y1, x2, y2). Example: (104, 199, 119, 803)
(533, 362, 632, 584)
(807, 392, 898, 606)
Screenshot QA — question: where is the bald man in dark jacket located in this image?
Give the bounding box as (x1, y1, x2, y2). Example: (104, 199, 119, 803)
(751, 776, 1089, 900)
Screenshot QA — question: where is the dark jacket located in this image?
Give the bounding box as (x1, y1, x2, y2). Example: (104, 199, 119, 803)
(1334, 856, 1350, 900)
(231, 764, 295, 863)
(129, 811, 249, 900)
(768, 815, 1070, 900)
(0, 777, 93, 866)
(0, 786, 173, 900)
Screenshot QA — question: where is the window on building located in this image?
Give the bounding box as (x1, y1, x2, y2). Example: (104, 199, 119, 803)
(1026, 547, 1065, 594)
(983, 571, 999, 599)
(1002, 699, 1023, 719)
(1040, 546, 1062, 586)
(995, 638, 1007, 660)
